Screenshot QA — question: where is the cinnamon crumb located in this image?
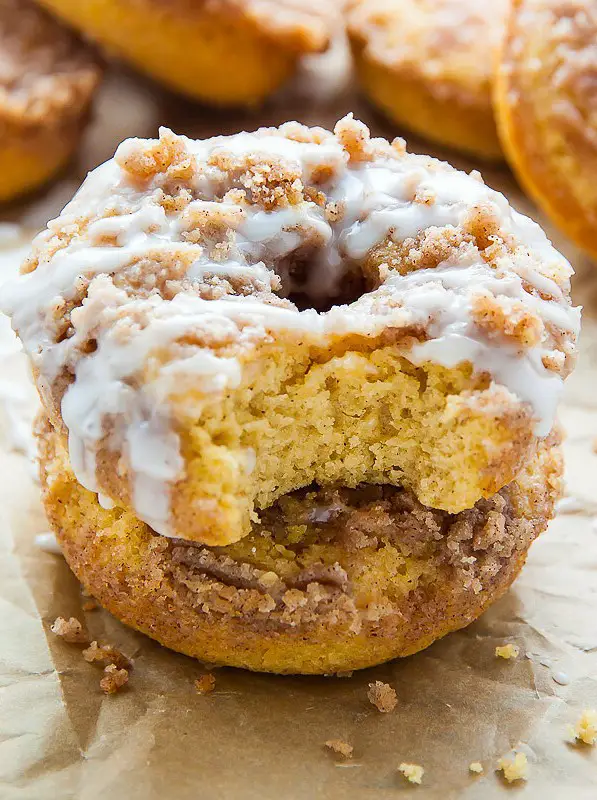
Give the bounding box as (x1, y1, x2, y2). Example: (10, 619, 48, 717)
(82, 641, 133, 670)
(100, 664, 129, 694)
(195, 674, 216, 694)
(50, 616, 88, 643)
(495, 643, 520, 660)
(398, 763, 424, 784)
(497, 751, 528, 782)
(367, 681, 397, 712)
(469, 761, 484, 774)
(325, 739, 353, 759)
(82, 599, 98, 611)
(568, 709, 597, 745)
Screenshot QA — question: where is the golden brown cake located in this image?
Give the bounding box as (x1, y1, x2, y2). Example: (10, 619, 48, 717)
(36, 0, 341, 106)
(2, 117, 579, 546)
(38, 415, 563, 674)
(494, 0, 597, 259)
(346, 0, 507, 160)
(0, 0, 102, 203)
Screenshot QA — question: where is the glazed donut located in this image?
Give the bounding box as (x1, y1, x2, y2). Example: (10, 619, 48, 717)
(35, 0, 340, 106)
(3, 117, 579, 546)
(0, 0, 101, 203)
(346, 0, 507, 160)
(38, 415, 563, 674)
(495, 0, 597, 259)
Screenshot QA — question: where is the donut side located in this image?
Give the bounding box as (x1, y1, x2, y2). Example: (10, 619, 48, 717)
(36, 0, 339, 106)
(494, 0, 597, 258)
(37, 415, 563, 674)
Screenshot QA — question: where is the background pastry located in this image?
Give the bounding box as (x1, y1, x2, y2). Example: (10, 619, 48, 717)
(0, 0, 101, 203)
(36, 0, 341, 106)
(495, 0, 597, 259)
(347, 0, 507, 160)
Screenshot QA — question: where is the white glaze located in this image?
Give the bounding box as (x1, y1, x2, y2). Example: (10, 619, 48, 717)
(0, 121, 581, 538)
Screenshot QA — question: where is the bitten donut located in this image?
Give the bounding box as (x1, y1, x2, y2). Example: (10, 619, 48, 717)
(35, 0, 340, 106)
(346, 0, 507, 160)
(495, 0, 597, 259)
(0, 0, 102, 204)
(38, 415, 563, 674)
(3, 117, 579, 546)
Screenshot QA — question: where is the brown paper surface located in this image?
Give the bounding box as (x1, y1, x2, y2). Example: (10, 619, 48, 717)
(1, 42, 596, 799)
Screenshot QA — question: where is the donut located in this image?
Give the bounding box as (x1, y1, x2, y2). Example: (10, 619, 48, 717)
(0, 0, 102, 203)
(37, 414, 563, 674)
(2, 117, 579, 548)
(494, 0, 597, 258)
(346, 0, 507, 160)
(35, 0, 340, 106)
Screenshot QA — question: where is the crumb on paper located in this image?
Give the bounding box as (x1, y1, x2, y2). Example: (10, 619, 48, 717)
(568, 709, 597, 746)
(335, 670, 353, 678)
(195, 674, 216, 694)
(495, 643, 520, 660)
(82, 598, 98, 612)
(99, 664, 129, 694)
(325, 739, 353, 759)
(497, 751, 528, 783)
(82, 640, 133, 670)
(469, 761, 484, 774)
(50, 616, 88, 643)
(367, 681, 397, 712)
(398, 763, 424, 785)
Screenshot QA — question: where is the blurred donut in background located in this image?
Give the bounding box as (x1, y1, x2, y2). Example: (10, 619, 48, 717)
(346, 0, 507, 161)
(495, 0, 597, 260)
(35, 0, 342, 106)
(0, 0, 101, 203)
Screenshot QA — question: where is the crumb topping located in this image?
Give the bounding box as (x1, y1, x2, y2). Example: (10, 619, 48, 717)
(194, 673, 216, 694)
(367, 681, 398, 712)
(398, 762, 424, 784)
(325, 739, 354, 759)
(568, 709, 597, 746)
(497, 750, 528, 783)
(82, 641, 133, 670)
(495, 643, 520, 660)
(50, 615, 88, 643)
(469, 761, 484, 773)
(100, 664, 129, 694)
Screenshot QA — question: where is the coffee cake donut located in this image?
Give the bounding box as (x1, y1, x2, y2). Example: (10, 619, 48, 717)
(0, 0, 101, 203)
(38, 415, 563, 674)
(347, 0, 507, 160)
(36, 0, 340, 106)
(3, 117, 579, 546)
(495, 0, 597, 258)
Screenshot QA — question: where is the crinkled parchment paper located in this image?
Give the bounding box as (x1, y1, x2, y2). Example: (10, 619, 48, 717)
(1, 43, 596, 799)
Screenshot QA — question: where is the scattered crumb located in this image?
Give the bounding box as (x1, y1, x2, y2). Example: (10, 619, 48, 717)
(495, 643, 520, 660)
(469, 761, 484, 774)
(325, 739, 353, 759)
(82, 599, 98, 611)
(568, 709, 597, 746)
(99, 664, 129, 695)
(194, 674, 216, 694)
(335, 671, 353, 678)
(367, 681, 397, 713)
(398, 763, 424, 785)
(82, 640, 133, 670)
(497, 751, 528, 783)
(50, 616, 88, 644)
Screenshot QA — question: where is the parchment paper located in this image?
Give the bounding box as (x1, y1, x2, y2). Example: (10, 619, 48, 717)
(1, 41, 596, 799)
